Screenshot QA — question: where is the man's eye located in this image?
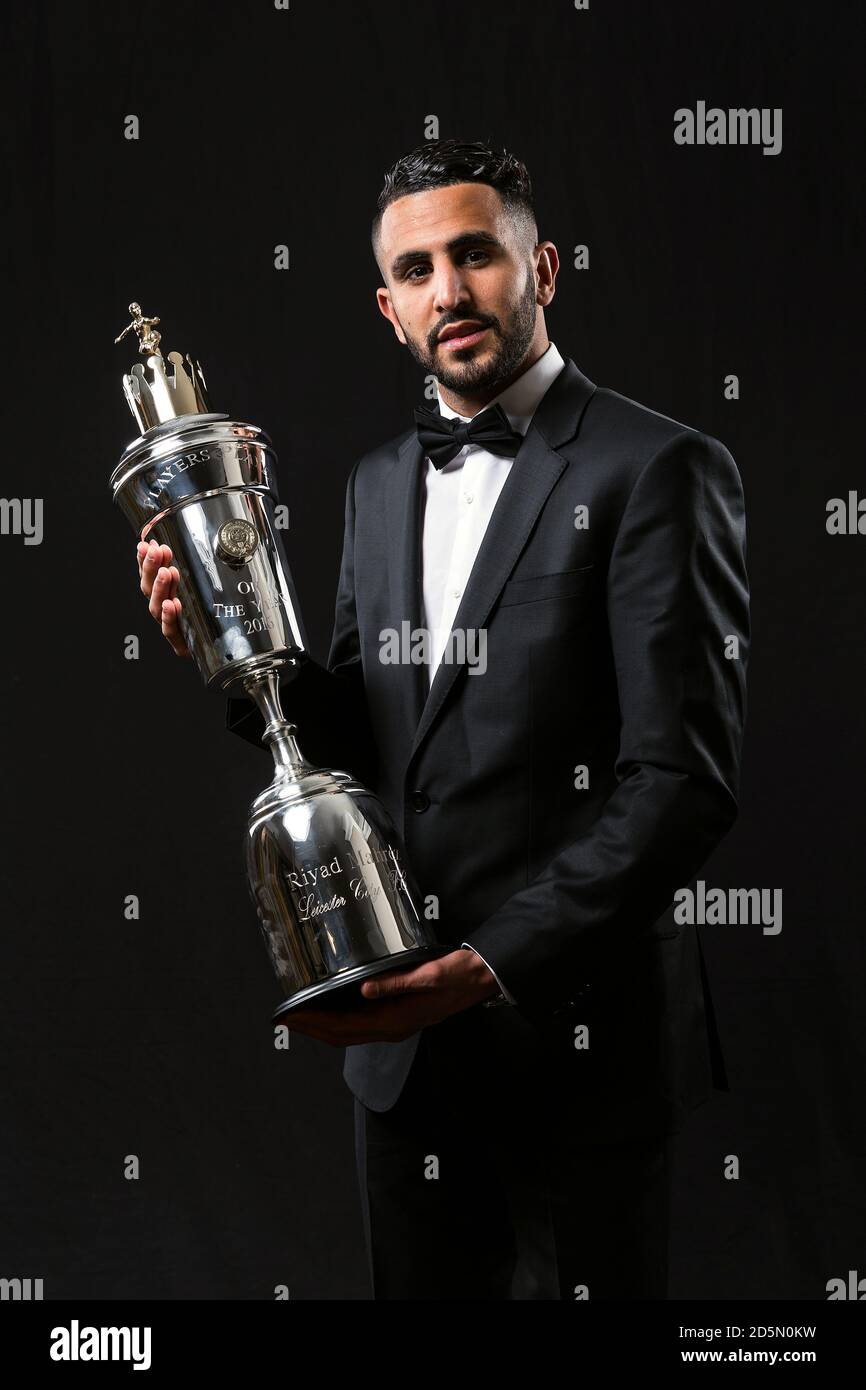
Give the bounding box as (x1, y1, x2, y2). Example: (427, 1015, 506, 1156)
(405, 250, 489, 281)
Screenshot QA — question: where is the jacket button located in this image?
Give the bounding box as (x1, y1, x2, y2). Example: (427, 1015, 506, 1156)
(410, 789, 430, 813)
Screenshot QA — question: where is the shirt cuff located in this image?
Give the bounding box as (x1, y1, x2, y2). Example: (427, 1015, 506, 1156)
(460, 943, 517, 1005)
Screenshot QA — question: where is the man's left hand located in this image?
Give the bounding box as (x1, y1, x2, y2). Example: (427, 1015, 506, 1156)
(277, 948, 501, 1046)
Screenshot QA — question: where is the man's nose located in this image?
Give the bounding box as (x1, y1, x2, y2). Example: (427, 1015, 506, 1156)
(432, 263, 473, 313)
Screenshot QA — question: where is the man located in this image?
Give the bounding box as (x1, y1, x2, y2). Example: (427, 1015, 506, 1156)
(137, 138, 749, 1300)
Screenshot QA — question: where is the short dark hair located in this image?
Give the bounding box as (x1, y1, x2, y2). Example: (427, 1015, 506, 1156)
(372, 136, 537, 271)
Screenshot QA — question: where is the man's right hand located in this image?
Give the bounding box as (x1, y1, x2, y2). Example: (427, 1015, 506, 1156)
(136, 539, 191, 658)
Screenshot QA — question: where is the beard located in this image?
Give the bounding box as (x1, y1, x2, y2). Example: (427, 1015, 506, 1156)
(398, 263, 540, 397)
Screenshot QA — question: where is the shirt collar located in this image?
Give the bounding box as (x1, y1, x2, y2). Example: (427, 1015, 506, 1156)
(435, 341, 566, 432)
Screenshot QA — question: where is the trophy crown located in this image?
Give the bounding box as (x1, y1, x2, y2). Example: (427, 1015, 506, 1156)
(115, 301, 211, 433)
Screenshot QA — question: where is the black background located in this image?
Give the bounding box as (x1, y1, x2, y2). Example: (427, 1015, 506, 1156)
(0, 0, 863, 1299)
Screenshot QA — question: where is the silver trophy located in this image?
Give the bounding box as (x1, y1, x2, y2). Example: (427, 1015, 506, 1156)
(110, 303, 444, 1020)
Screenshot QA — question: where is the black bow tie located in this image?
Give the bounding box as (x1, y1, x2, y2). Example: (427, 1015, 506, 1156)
(413, 401, 525, 470)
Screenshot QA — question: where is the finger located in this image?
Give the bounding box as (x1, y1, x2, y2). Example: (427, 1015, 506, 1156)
(137, 540, 173, 580)
(280, 1020, 348, 1045)
(159, 565, 182, 604)
(281, 1001, 394, 1045)
(147, 565, 176, 621)
(139, 540, 172, 597)
(137, 539, 156, 589)
(293, 1021, 397, 1046)
(361, 966, 431, 1000)
(160, 597, 190, 658)
(280, 994, 434, 1045)
(276, 1011, 364, 1045)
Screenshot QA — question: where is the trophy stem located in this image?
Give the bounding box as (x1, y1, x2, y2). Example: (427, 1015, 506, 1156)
(239, 666, 311, 778)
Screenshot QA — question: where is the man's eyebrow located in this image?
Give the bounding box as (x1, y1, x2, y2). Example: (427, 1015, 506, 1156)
(389, 229, 504, 277)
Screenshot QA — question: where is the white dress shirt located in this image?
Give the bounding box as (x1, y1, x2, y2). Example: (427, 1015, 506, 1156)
(418, 341, 567, 1007)
(421, 341, 566, 686)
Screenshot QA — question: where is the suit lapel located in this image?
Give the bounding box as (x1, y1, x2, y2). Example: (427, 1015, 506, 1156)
(386, 357, 597, 761)
(386, 430, 428, 738)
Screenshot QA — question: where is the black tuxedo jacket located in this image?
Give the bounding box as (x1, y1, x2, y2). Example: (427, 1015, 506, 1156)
(226, 357, 750, 1140)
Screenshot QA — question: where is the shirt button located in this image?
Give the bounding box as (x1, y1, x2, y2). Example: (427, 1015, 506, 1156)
(410, 789, 430, 813)
(464, 493, 474, 504)
(453, 589, 462, 599)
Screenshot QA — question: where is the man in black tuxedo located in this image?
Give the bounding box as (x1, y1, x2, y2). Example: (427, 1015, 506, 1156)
(139, 138, 749, 1300)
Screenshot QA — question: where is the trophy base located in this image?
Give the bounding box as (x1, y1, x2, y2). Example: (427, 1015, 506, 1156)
(271, 944, 453, 1020)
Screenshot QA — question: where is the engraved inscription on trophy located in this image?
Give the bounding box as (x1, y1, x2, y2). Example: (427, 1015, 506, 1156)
(151, 448, 212, 491)
(284, 842, 409, 923)
(213, 577, 280, 635)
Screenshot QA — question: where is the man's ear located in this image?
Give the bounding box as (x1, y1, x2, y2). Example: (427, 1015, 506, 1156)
(376, 287, 407, 345)
(534, 241, 559, 306)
